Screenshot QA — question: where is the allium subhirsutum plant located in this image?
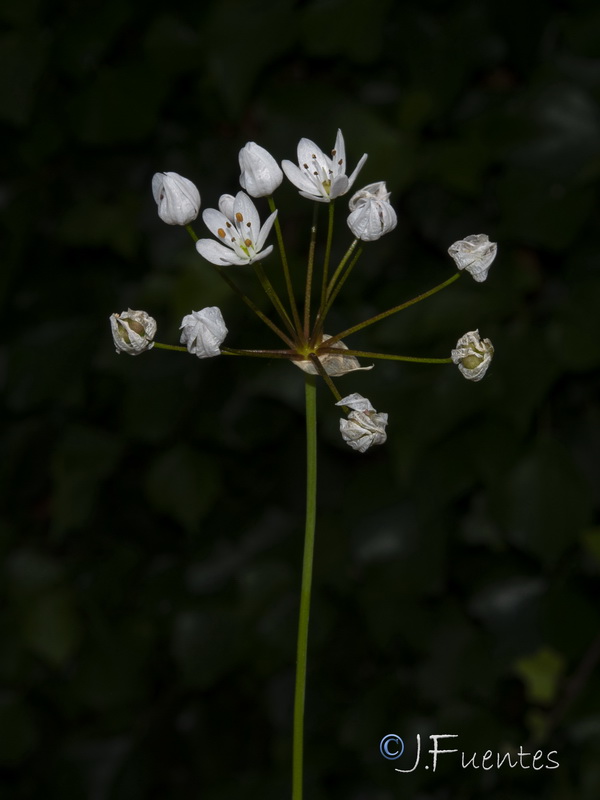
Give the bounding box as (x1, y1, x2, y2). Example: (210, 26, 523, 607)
(111, 129, 497, 799)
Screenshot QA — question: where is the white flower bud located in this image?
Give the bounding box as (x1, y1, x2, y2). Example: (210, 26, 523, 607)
(347, 181, 397, 241)
(239, 142, 283, 197)
(152, 171, 200, 226)
(180, 307, 228, 358)
(336, 393, 388, 453)
(451, 329, 494, 381)
(448, 234, 497, 282)
(292, 335, 373, 377)
(110, 309, 156, 355)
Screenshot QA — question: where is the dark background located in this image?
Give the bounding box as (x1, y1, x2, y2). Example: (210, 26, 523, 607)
(2, 0, 600, 797)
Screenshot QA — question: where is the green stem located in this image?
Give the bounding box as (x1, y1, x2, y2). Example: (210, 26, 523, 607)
(269, 196, 303, 336)
(303, 204, 319, 338)
(318, 347, 453, 364)
(221, 347, 296, 359)
(253, 262, 298, 340)
(325, 272, 462, 347)
(292, 374, 318, 800)
(311, 245, 362, 344)
(185, 224, 199, 242)
(153, 342, 188, 352)
(319, 201, 335, 307)
(308, 354, 343, 403)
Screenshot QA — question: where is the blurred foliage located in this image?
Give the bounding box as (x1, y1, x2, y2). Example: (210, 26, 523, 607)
(1, 0, 600, 797)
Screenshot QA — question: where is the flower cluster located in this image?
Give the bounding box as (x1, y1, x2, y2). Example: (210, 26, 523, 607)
(111, 129, 497, 452)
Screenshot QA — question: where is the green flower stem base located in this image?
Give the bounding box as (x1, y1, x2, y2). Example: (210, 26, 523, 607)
(292, 374, 318, 800)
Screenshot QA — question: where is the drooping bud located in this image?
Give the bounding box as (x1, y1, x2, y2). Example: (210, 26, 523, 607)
(336, 393, 388, 453)
(239, 142, 283, 197)
(347, 181, 398, 241)
(451, 329, 494, 381)
(448, 234, 497, 282)
(152, 171, 200, 226)
(179, 307, 228, 358)
(110, 309, 157, 355)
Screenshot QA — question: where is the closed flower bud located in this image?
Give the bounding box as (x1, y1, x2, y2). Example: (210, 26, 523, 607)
(451, 329, 494, 381)
(347, 181, 397, 241)
(336, 393, 388, 453)
(448, 234, 497, 282)
(110, 309, 156, 355)
(239, 142, 283, 197)
(152, 171, 200, 226)
(292, 335, 373, 377)
(180, 307, 228, 358)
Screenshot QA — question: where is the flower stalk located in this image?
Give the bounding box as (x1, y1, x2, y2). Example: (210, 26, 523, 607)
(293, 374, 318, 800)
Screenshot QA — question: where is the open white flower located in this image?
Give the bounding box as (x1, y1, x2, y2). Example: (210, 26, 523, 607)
(110, 309, 156, 355)
(451, 329, 494, 381)
(152, 172, 200, 226)
(180, 307, 228, 358)
(292, 336, 373, 377)
(196, 191, 277, 266)
(347, 181, 397, 241)
(336, 393, 388, 453)
(448, 234, 497, 282)
(282, 129, 367, 203)
(239, 142, 283, 197)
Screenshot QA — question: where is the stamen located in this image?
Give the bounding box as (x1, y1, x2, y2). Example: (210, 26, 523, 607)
(244, 238, 252, 247)
(226, 221, 232, 228)
(337, 159, 343, 166)
(235, 212, 244, 222)
(217, 228, 226, 238)
(303, 163, 309, 169)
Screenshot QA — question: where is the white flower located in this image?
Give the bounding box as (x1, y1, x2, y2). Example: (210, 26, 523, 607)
(292, 336, 373, 377)
(347, 181, 397, 241)
(451, 329, 494, 381)
(336, 393, 388, 453)
(281, 129, 368, 203)
(448, 234, 497, 282)
(152, 172, 200, 226)
(110, 309, 156, 355)
(239, 142, 283, 197)
(196, 191, 277, 266)
(180, 307, 228, 358)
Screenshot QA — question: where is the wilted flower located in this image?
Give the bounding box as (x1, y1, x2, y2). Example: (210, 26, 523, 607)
(239, 142, 283, 197)
(336, 393, 388, 453)
(448, 234, 497, 282)
(180, 307, 228, 358)
(292, 336, 373, 377)
(282, 129, 367, 203)
(196, 191, 277, 266)
(110, 309, 156, 355)
(347, 181, 397, 241)
(152, 172, 200, 226)
(451, 329, 494, 381)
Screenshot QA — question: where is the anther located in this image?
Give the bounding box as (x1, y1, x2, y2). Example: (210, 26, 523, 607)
(217, 228, 226, 238)
(235, 212, 244, 222)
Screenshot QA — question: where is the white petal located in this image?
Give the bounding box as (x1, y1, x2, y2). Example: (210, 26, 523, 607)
(346, 152, 369, 192)
(336, 393, 375, 413)
(234, 191, 260, 236)
(196, 238, 247, 266)
(202, 208, 233, 242)
(282, 160, 319, 195)
(255, 209, 278, 251)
